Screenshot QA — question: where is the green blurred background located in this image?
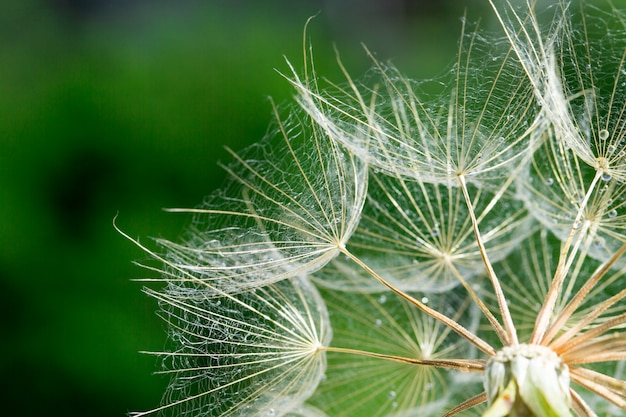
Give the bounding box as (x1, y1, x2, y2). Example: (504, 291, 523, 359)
(0, 0, 496, 415)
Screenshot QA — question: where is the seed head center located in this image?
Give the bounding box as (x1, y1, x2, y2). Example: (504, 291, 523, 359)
(490, 343, 560, 364)
(484, 344, 572, 417)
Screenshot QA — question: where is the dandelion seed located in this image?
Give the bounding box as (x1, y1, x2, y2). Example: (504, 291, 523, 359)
(313, 170, 532, 293)
(288, 16, 540, 189)
(307, 288, 482, 417)
(494, 0, 626, 182)
(496, 0, 626, 266)
(128, 267, 331, 416)
(147, 96, 367, 295)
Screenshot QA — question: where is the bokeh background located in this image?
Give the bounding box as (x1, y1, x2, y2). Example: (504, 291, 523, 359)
(0, 0, 505, 415)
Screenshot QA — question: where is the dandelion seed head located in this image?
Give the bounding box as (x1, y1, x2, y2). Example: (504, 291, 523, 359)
(131, 1, 626, 416)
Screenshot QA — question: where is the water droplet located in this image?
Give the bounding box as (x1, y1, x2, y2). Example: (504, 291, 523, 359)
(602, 172, 612, 182)
(391, 402, 398, 409)
(388, 390, 397, 400)
(599, 129, 610, 140)
(378, 295, 387, 304)
(573, 220, 582, 230)
(608, 209, 618, 218)
(545, 177, 554, 186)
(375, 319, 383, 327)
(421, 296, 429, 304)
(267, 409, 275, 416)
(594, 237, 605, 249)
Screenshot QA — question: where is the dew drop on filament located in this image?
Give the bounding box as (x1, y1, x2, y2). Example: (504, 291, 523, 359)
(599, 129, 610, 141)
(594, 237, 605, 249)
